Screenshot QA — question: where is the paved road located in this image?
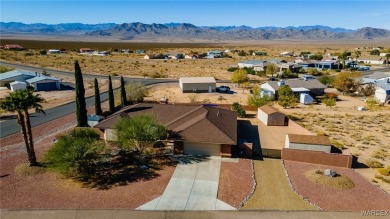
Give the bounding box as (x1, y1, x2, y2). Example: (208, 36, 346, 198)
(138, 156, 233, 210)
(0, 62, 178, 138)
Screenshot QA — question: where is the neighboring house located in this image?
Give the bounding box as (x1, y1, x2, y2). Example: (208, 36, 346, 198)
(0, 70, 37, 87)
(238, 60, 266, 68)
(93, 51, 111, 56)
(144, 53, 166, 59)
(0, 70, 60, 91)
(260, 78, 326, 98)
(361, 71, 390, 84)
(280, 51, 292, 57)
(135, 49, 145, 54)
(9, 81, 27, 92)
(278, 62, 302, 73)
(322, 55, 337, 61)
(358, 57, 385, 65)
(257, 105, 286, 126)
(375, 80, 390, 103)
(185, 54, 199, 59)
(167, 52, 185, 60)
(4, 44, 25, 51)
(94, 103, 237, 157)
(26, 76, 61, 91)
(295, 60, 317, 68)
(285, 134, 332, 153)
(48, 49, 61, 54)
(79, 48, 94, 53)
(207, 51, 223, 58)
(314, 61, 338, 70)
(179, 77, 216, 93)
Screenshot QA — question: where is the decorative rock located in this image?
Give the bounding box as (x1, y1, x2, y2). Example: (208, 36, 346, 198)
(324, 169, 337, 177)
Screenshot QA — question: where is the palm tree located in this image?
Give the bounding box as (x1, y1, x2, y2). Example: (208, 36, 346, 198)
(354, 51, 361, 68)
(0, 87, 45, 166)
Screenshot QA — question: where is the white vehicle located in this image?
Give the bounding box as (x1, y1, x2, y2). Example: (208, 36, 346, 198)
(216, 86, 230, 92)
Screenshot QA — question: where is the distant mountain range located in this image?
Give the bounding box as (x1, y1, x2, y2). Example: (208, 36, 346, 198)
(1, 22, 389, 40)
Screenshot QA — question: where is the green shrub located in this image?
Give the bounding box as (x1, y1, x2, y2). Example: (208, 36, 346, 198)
(43, 129, 105, 177)
(227, 67, 239, 72)
(323, 98, 336, 107)
(231, 102, 246, 118)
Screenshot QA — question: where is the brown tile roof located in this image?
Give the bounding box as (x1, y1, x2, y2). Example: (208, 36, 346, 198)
(258, 105, 283, 115)
(95, 103, 237, 145)
(288, 134, 332, 146)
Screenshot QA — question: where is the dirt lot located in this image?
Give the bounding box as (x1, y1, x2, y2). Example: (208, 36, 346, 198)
(217, 158, 254, 208)
(145, 83, 252, 105)
(242, 158, 318, 210)
(284, 160, 390, 211)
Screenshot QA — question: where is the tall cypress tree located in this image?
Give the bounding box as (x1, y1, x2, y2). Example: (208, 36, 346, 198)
(94, 78, 102, 115)
(120, 76, 127, 107)
(74, 61, 88, 127)
(108, 75, 115, 114)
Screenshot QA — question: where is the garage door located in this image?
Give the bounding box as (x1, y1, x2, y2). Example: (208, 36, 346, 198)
(184, 142, 220, 156)
(36, 82, 57, 91)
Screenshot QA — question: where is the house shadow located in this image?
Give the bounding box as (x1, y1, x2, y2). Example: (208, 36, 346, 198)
(352, 155, 369, 169)
(60, 82, 75, 91)
(76, 153, 176, 190)
(172, 155, 211, 164)
(237, 120, 263, 160)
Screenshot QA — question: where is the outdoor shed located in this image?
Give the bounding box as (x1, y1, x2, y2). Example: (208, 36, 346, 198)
(374, 80, 390, 103)
(285, 134, 332, 153)
(257, 105, 286, 126)
(179, 77, 216, 93)
(26, 76, 60, 91)
(9, 81, 27, 92)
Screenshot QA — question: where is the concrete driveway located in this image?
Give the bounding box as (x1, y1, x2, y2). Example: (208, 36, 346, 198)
(137, 156, 235, 210)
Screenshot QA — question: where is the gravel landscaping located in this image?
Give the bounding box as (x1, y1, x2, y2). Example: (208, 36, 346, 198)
(284, 160, 390, 211)
(0, 112, 176, 209)
(217, 158, 254, 208)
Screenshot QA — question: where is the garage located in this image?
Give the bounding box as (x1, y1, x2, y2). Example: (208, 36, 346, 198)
(184, 142, 221, 156)
(179, 77, 216, 93)
(35, 82, 58, 91)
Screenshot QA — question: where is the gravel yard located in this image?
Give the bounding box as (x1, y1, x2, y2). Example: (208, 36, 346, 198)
(242, 158, 318, 210)
(0, 110, 176, 209)
(217, 158, 254, 208)
(284, 160, 390, 211)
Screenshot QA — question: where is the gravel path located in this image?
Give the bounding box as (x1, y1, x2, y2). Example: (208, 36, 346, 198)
(284, 160, 390, 211)
(0, 110, 176, 209)
(242, 158, 318, 210)
(217, 158, 254, 208)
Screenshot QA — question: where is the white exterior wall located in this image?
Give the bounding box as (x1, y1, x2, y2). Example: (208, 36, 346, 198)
(375, 88, 389, 103)
(183, 142, 221, 156)
(360, 60, 384, 65)
(285, 135, 290, 148)
(288, 143, 331, 153)
(104, 129, 117, 141)
(238, 63, 254, 68)
(260, 83, 276, 96)
(257, 109, 269, 126)
(10, 82, 27, 91)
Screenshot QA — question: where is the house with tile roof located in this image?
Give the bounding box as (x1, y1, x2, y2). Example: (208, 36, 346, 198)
(94, 103, 237, 157)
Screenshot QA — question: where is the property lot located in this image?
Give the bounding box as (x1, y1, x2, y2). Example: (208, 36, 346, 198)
(242, 158, 318, 210)
(284, 160, 390, 211)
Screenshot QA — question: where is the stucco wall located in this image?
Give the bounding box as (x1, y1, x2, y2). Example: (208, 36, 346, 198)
(180, 82, 216, 93)
(282, 148, 353, 168)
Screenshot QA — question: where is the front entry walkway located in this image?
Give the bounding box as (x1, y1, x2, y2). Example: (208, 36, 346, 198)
(137, 156, 235, 210)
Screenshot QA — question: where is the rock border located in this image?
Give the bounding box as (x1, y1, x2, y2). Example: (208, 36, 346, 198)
(237, 159, 256, 209)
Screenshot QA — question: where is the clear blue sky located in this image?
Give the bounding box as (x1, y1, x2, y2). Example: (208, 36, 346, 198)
(1, 1, 389, 29)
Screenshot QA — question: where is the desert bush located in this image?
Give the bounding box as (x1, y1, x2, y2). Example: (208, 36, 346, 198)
(0, 65, 15, 73)
(377, 167, 390, 176)
(366, 159, 384, 168)
(323, 98, 336, 107)
(43, 129, 105, 177)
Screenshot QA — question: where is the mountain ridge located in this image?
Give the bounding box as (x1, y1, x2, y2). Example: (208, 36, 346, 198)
(1, 22, 389, 40)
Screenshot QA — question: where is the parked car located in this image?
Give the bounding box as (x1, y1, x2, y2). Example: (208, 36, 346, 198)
(216, 86, 230, 92)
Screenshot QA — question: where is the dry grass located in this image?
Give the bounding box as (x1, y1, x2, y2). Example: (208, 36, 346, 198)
(242, 159, 317, 210)
(305, 169, 355, 190)
(15, 163, 46, 176)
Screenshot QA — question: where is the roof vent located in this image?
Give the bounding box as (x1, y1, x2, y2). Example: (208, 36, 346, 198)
(278, 80, 285, 86)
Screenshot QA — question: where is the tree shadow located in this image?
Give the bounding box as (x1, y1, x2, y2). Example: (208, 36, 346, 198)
(76, 153, 176, 190)
(0, 115, 17, 120)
